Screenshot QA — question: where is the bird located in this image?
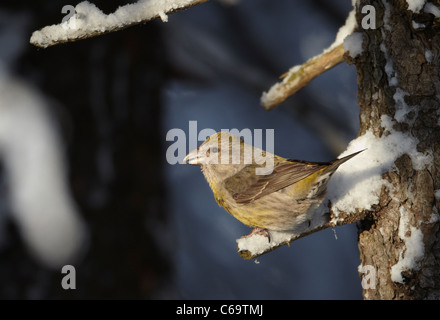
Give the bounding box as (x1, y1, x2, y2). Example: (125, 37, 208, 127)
(184, 132, 363, 239)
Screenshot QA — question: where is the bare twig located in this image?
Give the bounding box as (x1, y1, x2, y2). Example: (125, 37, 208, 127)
(260, 44, 345, 111)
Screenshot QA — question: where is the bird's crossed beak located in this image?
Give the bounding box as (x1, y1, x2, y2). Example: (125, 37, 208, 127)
(184, 148, 200, 165)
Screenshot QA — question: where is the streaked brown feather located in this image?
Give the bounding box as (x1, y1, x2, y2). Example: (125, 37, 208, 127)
(227, 150, 364, 204)
(224, 159, 326, 204)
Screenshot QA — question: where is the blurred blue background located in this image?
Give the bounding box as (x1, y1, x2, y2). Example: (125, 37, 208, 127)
(0, 0, 361, 299)
(162, 0, 361, 299)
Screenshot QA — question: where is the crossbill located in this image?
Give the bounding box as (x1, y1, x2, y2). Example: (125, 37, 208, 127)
(184, 132, 362, 238)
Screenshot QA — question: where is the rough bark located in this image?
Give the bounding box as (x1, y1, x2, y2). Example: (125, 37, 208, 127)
(349, 0, 440, 299)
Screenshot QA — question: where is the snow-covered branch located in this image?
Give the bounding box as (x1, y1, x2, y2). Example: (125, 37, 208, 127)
(261, 44, 345, 111)
(30, 0, 208, 48)
(236, 205, 368, 260)
(237, 212, 331, 260)
(261, 8, 357, 110)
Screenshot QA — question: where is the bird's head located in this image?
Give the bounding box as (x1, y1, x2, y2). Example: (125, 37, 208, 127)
(184, 132, 276, 182)
(184, 132, 256, 181)
(184, 132, 248, 166)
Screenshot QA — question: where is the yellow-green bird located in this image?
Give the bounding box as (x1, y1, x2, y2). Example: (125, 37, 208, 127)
(184, 132, 362, 237)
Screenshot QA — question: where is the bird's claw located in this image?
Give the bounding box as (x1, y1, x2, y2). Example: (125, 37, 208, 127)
(241, 227, 271, 243)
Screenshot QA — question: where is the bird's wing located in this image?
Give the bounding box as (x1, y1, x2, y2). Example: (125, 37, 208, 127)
(224, 160, 328, 204)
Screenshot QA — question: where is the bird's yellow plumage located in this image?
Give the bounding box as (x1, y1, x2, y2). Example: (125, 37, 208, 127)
(184, 132, 362, 234)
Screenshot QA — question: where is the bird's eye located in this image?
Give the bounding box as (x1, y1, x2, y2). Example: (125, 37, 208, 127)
(211, 147, 218, 153)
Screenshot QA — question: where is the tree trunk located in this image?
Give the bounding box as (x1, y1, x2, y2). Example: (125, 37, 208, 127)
(349, 0, 440, 299)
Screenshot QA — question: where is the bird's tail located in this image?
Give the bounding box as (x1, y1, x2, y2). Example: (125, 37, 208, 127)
(303, 149, 365, 199)
(326, 149, 365, 173)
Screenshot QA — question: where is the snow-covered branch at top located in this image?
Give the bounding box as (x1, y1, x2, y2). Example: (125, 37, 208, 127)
(261, 7, 357, 110)
(30, 0, 208, 48)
